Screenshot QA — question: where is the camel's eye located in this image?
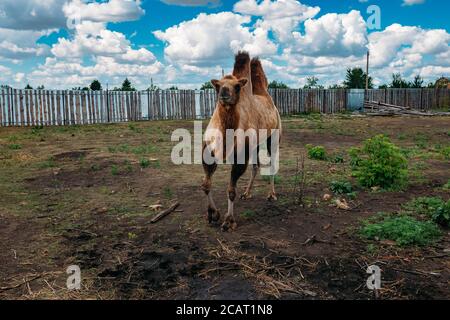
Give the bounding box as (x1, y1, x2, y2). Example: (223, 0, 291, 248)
(234, 84, 241, 93)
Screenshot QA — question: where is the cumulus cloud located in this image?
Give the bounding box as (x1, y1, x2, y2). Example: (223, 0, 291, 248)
(154, 12, 277, 66)
(291, 10, 368, 57)
(0, 0, 66, 30)
(0, 28, 52, 62)
(402, 0, 425, 6)
(234, 0, 320, 42)
(368, 24, 450, 69)
(63, 0, 145, 24)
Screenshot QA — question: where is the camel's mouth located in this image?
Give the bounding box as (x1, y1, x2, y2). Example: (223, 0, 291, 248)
(219, 96, 232, 104)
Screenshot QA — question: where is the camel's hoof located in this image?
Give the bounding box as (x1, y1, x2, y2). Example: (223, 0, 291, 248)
(267, 193, 278, 202)
(221, 220, 237, 232)
(240, 192, 252, 200)
(207, 207, 220, 224)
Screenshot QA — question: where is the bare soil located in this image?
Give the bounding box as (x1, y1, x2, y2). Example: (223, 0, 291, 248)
(0, 115, 449, 300)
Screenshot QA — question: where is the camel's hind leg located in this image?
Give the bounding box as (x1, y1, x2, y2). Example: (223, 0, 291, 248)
(202, 145, 220, 224)
(241, 164, 259, 200)
(266, 136, 278, 201)
(223, 163, 248, 231)
(241, 145, 260, 200)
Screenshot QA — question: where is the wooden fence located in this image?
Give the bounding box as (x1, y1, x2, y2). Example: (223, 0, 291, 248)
(0, 88, 448, 126)
(365, 88, 450, 111)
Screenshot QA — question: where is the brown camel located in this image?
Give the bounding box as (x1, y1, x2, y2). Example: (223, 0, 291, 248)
(201, 51, 282, 231)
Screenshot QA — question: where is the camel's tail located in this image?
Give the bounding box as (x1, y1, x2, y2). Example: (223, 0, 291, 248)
(233, 51, 253, 95)
(250, 57, 269, 96)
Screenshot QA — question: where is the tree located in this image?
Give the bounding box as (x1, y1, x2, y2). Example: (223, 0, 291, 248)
(268, 80, 289, 89)
(37, 85, 45, 90)
(25, 84, 33, 90)
(168, 86, 178, 90)
(390, 73, 410, 88)
(378, 84, 388, 89)
(121, 78, 136, 91)
(344, 68, 373, 89)
(90, 80, 102, 91)
(303, 76, 322, 89)
(201, 81, 214, 90)
(410, 75, 424, 88)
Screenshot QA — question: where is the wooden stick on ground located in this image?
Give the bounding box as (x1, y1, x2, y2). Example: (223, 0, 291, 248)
(0, 274, 43, 291)
(150, 202, 180, 224)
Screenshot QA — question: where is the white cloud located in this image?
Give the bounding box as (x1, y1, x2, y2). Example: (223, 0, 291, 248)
(0, 28, 52, 62)
(368, 24, 450, 71)
(0, 0, 66, 30)
(402, 0, 425, 6)
(63, 0, 145, 24)
(154, 12, 277, 66)
(291, 10, 368, 57)
(234, 0, 320, 42)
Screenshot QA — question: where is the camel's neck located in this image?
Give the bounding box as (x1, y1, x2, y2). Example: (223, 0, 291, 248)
(218, 103, 240, 131)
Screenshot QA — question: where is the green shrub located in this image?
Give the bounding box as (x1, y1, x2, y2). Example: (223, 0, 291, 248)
(111, 165, 119, 176)
(8, 144, 22, 150)
(404, 197, 450, 227)
(349, 135, 408, 190)
(432, 201, 450, 227)
(330, 180, 353, 195)
(441, 146, 450, 160)
(443, 180, 450, 190)
(361, 214, 441, 246)
(330, 153, 345, 163)
(306, 144, 327, 160)
(140, 158, 151, 168)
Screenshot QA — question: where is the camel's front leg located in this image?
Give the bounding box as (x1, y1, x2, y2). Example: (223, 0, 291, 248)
(266, 136, 278, 201)
(202, 146, 220, 224)
(223, 163, 248, 231)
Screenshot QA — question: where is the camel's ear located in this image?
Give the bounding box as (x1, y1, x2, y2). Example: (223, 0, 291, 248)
(211, 79, 221, 91)
(238, 78, 248, 88)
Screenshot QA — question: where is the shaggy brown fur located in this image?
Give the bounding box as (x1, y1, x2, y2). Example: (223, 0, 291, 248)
(203, 51, 281, 231)
(251, 58, 269, 96)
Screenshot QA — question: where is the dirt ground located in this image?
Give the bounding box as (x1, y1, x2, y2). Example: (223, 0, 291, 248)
(0, 114, 449, 300)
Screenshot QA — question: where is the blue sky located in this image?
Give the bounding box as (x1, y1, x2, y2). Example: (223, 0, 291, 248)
(0, 0, 449, 89)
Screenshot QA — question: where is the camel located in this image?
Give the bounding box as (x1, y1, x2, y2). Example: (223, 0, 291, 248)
(201, 51, 282, 231)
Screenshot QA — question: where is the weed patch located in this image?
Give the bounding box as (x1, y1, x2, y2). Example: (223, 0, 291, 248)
(361, 214, 441, 246)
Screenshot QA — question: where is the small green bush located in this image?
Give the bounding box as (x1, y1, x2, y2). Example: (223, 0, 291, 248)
(8, 144, 22, 150)
(441, 146, 450, 160)
(361, 214, 441, 246)
(330, 180, 353, 195)
(140, 158, 151, 168)
(404, 197, 450, 227)
(330, 154, 344, 164)
(111, 165, 119, 176)
(306, 144, 327, 160)
(349, 135, 408, 190)
(443, 180, 450, 190)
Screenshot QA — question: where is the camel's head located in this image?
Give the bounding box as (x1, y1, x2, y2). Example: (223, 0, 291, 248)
(211, 75, 248, 106)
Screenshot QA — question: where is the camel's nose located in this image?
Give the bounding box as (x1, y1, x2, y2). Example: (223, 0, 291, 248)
(220, 87, 231, 99)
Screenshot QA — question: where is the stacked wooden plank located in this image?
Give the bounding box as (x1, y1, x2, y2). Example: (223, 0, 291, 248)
(364, 100, 450, 116)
